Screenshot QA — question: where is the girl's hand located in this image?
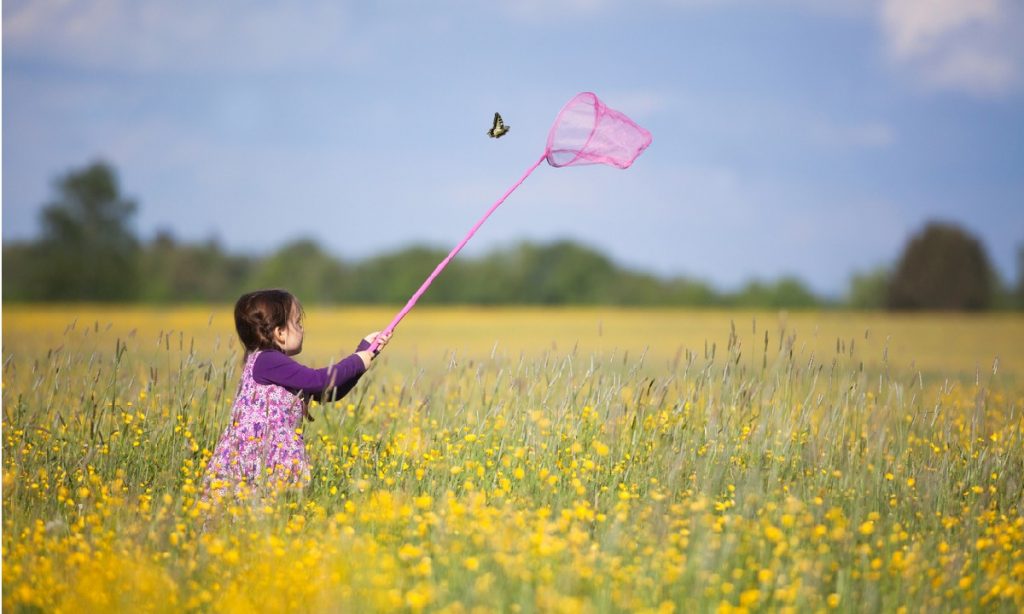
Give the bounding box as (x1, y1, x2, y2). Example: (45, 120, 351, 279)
(364, 330, 392, 352)
(355, 331, 392, 367)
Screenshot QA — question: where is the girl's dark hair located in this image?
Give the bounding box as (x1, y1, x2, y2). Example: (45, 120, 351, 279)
(234, 289, 302, 355)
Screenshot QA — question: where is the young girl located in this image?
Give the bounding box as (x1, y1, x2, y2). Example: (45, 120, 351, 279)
(204, 289, 390, 498)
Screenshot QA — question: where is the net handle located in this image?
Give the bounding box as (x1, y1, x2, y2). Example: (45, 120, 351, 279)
(369, 153, 548, 353)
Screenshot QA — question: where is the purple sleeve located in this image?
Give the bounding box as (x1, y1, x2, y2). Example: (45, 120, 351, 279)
(253, 350, 366, 402)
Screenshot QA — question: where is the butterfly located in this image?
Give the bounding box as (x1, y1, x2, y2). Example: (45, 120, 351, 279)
(487, 112, 510, 138)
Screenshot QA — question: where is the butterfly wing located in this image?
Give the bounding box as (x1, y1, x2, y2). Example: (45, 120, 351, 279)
(488, 112, 509, 138)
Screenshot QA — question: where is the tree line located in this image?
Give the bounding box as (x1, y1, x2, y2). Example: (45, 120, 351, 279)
(4, 161, 1022, 310)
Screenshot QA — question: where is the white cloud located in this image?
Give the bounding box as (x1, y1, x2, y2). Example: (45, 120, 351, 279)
(923, 47, 1017, 96)
(879, 0, 1024, 96)
(3, 0, 363, 74)
(881, 0, 997, 60)
(655, 0, 869, 14)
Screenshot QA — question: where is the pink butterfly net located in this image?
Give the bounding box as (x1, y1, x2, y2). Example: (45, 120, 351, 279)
(546, 92, 653, 169)
(371, 92, 652, 351)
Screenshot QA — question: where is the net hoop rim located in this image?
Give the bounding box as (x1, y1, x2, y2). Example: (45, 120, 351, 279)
(544, 92, 601, 168)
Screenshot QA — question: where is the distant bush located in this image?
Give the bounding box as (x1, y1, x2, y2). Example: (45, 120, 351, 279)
(886, 222, 996, 311)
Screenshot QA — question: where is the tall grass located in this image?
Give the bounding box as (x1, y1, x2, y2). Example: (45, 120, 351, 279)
(3, 308, 1022, 612)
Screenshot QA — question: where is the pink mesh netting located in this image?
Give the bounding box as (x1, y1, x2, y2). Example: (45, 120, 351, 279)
(370, 92, 652, 351)
(546, 92, 652, 169)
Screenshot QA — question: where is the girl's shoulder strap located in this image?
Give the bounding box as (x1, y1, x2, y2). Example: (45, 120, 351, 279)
(243, 350, 262, 372)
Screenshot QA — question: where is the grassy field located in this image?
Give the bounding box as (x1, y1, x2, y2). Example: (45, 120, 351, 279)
(3, 306, 1023, 612)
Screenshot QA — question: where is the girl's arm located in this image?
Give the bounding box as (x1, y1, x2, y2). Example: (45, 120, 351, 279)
(253, 350, 366, 402)
(253, 332, 390, 402)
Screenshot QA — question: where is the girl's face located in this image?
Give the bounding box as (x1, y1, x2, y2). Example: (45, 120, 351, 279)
(273, 302, 304, 356)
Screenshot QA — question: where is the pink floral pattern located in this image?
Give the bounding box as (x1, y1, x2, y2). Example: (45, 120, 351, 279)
(204, 351, 310, 497)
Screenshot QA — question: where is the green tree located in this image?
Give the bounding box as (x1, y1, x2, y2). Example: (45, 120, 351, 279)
(349, 245, 460, 304)
(886, 221, 995, 311)
(731, 276, 819, 309)
(140, 232, 254, 302)
(461, 248, 525, 304)
(35, 161, 140, 301)
(1016, 244, 1024, 310)
(846, 266, 889, 310)
(661, 277, 720, 306)
(520, 241, 618, 304)
(248, 239, 350, 304)
(2, 242, 43, 300)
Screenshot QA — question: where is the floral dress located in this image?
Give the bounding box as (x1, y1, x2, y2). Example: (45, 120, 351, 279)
(204, 350, 310, 497)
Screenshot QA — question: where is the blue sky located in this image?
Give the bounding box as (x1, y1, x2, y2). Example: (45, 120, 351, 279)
(4, 0, 1023, 296)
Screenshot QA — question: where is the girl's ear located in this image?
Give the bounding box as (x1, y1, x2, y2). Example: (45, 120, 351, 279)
(272, 326, 287, 348)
